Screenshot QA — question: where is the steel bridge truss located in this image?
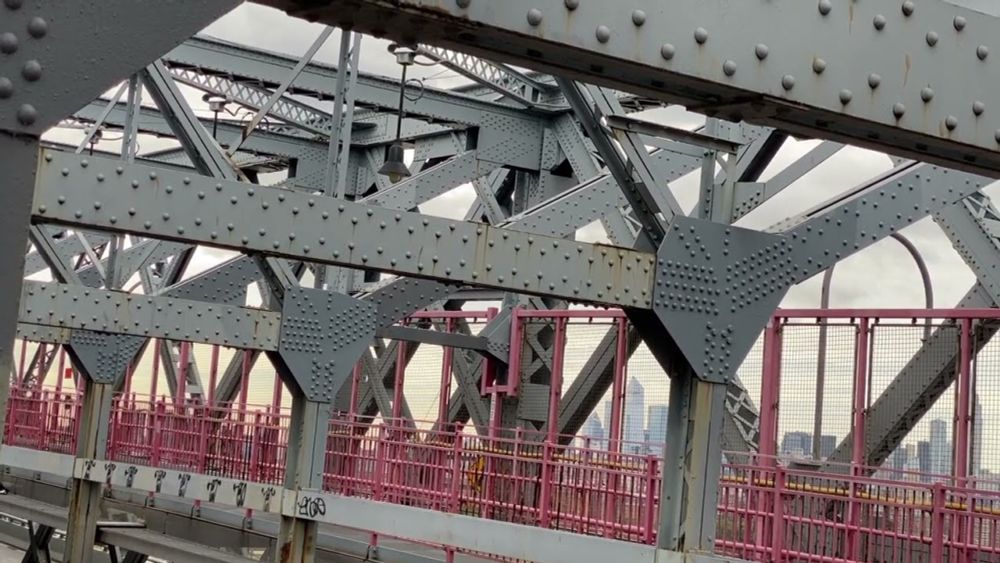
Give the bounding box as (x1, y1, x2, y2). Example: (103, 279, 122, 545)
(3, 1, 1000, 562)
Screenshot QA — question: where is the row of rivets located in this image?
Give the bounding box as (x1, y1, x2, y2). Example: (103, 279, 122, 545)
(458, 0, 995, 142)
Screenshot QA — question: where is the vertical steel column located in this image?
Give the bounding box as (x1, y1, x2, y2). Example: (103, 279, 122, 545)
(277, 394, 332, 563)
(657, 371, 727, 552)
(348, 363, 361, 420)
(0, 139, 40, 444)
(64, 380, 114, 562)
(545, 318, 567, 444)
(208, 345, 219, 407)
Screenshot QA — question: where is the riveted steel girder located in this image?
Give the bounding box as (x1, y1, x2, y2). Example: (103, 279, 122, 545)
(263, 0, 1000, 177)
(33, 151, 655, 308)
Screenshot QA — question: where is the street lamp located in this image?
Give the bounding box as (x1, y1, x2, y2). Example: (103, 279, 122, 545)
(378, 43, 415, 183)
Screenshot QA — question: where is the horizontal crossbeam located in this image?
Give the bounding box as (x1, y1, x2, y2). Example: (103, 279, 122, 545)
(32, 151, 654, 307)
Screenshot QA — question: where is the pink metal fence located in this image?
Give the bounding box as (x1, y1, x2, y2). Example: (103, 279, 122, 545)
(9, 307, 1000, 562)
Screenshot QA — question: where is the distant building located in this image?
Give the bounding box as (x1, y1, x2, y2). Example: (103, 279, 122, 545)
(820, 435, 837, 459)
(647, 404, 669, 455)
(918, 441, 932, 482)
(579, 413, 604, 449)
(623, 378, 645, 454)
(929, 419, 950, 476)
(781, 431, 812, 458)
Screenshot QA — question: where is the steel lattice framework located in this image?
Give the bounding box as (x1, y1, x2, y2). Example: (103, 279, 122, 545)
(2, 1, 1000, 562)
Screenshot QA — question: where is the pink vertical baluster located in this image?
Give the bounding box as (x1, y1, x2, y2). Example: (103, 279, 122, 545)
(17, 339, 26, 384)
(954, 318, 973, 563)
(846, 317, 871, 561)
(149, 339, 161, 399)
(438, 318, 455, 425)
(34, 343, 47, 391)
(545, 318, 567, 445)
(348, 362, 361, 421)
(177, 341, 190, 411)
(208, 345, 219, 406)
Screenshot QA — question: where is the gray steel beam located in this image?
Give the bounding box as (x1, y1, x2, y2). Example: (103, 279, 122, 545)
(271, 0, 1000, 177)
(33, 151, 655, 308)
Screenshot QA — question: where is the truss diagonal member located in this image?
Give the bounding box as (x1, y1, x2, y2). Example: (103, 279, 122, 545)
(33, 152, 655, 308)
(140, 62, 242, 181)
(416, 45, 555, 109)
(557, 79, 678, 248)
(272, 0, 1000, 175)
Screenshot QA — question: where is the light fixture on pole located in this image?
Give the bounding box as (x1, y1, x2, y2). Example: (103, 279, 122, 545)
(202, 93, 230, 139)
(378, 43, 416, 183)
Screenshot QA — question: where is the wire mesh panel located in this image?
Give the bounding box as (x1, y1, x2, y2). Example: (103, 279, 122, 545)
(870, 323, 958, 482)
(971, 323, 1000, 489)
(775, 322, 856, 462)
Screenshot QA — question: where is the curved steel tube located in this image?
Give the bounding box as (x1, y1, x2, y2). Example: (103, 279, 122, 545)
(812, 232, 933, 458)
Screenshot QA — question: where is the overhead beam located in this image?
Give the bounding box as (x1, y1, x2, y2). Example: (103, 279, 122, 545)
(266, 0, 1000, 177)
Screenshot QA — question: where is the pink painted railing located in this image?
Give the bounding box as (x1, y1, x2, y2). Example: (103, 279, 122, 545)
(7, 386, 1000, 562)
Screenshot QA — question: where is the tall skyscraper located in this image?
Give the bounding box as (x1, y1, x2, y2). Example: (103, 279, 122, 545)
(929, 419, 950, 476)
(647, 404, 669, 454)
(918, 440, 932, 482)
(623, 378, 645, 454)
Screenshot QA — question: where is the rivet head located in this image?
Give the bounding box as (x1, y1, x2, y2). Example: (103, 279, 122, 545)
(631, 10, 646, 26)
(926, 31, 939, 47)
(994, 130, 1000, 144)
(812, 58, 826, 74)
(3, 0, 22, 9)
(978, 45, 989, 60)
(26, 17, 47, 38)
(694, 27, 708, 44)
(945, 115, 958, 131)
(564, 0, 579, 9)
(818, 0, 832, 15)
(0, 76, 12, 99)
(920, 87, 934, 102)
(754, 43, 769, 60)
(722, 60, 737, 76)
(455, 0, 471, 7)
(868, 73, 882, 89)
(660, 43, 676, 60)
(893, 102, 907, 118)
(16, 103, 36, 125)
(839, 89, 853, 105)
(954, 16, 967, 31)
(595, 25, 611, 43)
(21, 59, 41, 81)
(973, 101, 986, 116)
(902, 1, 915, 16)
(0, 32, 17, 54)
(781, 74, 795, 91)
(526, 8, 543, 26)
(873, 14, 887, 30)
